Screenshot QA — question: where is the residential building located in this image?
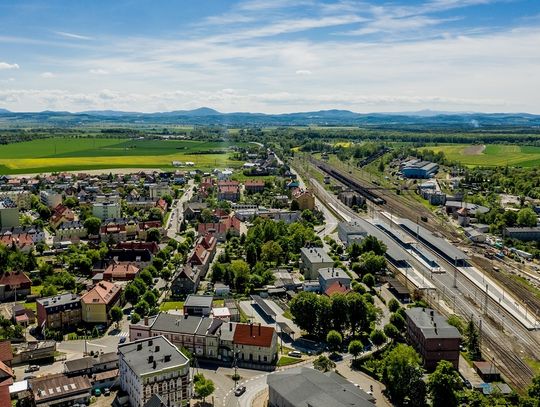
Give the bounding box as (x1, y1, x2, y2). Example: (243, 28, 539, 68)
(292, 189, 315, 210)
(11, 341, 56, 365)
(92, 201, 121, 220)
(183, 202, 207, 221)
(29, 373, 92, 407)
(0, 198, 19, 228)
(214, 283, 231, 297)
(244, 180, 266, 193)
(49, 204, 75, 229)
(0, 341, 13, 368)
(0, 233, 34, 253)
(217, 181, 240, 202)
(233, 323, 278, 365)
(81, 281, 122, 324)
(1, 226, 45, 243)
(12, 302, 35, 327)
(36, 293, 82, 330)
(0, 361, 13, 407)
(404, 307, 461, 370)
(183, 295, 213, 317)
(149, 183, 172, 200)
(186, 234, 217, 277)
(103, 262, 140, 281)
(40, 190, 62, 209)
(197, 215, 241, 242)
(0, 190, 32, 209)
(338, 190, 365, 208)
(300, 247, 334, 280)
(318, 267, 351, 293)
(0, 271, 31, 302)
(118, 336, 191, 407)
(64, 352, 118, 379)
(171, 264, 201, 296)
(267, 367, 375, 407)
(54, 220, 87, 242)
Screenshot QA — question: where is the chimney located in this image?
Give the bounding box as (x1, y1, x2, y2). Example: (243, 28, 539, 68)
(229, 322, 233, 332)
(144, 316, 149, 326)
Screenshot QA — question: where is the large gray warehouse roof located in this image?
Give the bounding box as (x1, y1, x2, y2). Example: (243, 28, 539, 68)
(397, 218, 469, 261)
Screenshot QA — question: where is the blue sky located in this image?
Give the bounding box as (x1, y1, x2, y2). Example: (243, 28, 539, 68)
(0, 0, 539, 113)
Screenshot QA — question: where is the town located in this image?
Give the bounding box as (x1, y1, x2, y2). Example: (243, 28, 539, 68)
(0, 134, 539, 407)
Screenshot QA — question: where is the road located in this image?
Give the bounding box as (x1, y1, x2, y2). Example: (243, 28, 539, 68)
(166, 179, 194, 239)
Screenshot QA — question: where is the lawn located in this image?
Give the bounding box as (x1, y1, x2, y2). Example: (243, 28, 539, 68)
(277, 356, 303, 367)
(21, 301, 37, 312)
(31, 285, 44, 296)
(0, 137, 246, 174)
(159, 300, 184, 311)
(422, 144, 540, 167)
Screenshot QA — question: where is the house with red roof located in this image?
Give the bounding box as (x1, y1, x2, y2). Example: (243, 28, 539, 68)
(197, 215, 241, 242)
(292, 188, 315, 211)
(0, 271, 31, 301)
(324, 281, 351, 297)
(0, 341, 13, 368)
(81, 281, 122, 324)
(244, 180, 266, 193)
(217, 180, 240, 202)
(0, 360, 13, 407)
(154, 198, 168, 214)
(0, 234, 34, 253)
(103, 262, 140, 282)
(50, 204, 76, 229)
(233, 323, 278, 365)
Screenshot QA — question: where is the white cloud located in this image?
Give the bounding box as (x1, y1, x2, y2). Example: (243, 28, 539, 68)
(55, 31, 94, 40)
(295, 70, 312, 75)
(0, 62, 19, 70)
(40, 72, 55, 78)
(89, 68, 109, 75)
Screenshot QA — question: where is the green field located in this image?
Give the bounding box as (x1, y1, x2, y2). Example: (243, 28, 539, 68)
(423, 144, 540, 167)
(0, 137, 245, 174)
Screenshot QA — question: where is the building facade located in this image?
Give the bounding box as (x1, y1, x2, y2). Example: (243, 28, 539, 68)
(36, 293, 82, 330)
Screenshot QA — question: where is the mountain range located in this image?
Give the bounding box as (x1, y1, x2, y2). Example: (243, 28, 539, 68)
(0, 107, 539, 128)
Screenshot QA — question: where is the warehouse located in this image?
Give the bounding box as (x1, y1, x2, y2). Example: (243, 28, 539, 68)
(401, 160, 439, 179)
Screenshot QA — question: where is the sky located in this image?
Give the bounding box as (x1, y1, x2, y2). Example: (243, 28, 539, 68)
(0, 0, 539, 114)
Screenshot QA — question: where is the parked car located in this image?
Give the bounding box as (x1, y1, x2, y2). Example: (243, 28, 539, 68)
(119, 337, 127, 343)
(104, 388, 111, 396)
(94, 388, 102, 397)
(23, 375, 35, 380)
(234, 386, 246, 397)
(288, 351, 302, 358)
(463, 379, 472, 389)
(25, 365, 40, 373)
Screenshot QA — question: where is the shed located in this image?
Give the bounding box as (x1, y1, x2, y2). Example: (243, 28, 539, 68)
(473, 361, 501, 382)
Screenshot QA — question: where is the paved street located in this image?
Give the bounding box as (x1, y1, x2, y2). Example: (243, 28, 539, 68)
(166, 179, 194, 239)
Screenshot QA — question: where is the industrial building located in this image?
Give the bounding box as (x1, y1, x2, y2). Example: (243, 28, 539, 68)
(401, 159, 439, 179)
(503, 226, 540, 242)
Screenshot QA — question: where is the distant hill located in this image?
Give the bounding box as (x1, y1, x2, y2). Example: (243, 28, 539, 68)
(0, 107, 539, 129)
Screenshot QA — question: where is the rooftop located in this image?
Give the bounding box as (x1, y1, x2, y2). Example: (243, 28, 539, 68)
(300, 247, 333, 264)
(233, 323, 275, 347)
(404, 307, 461, 340)
(267, 367, 374, 407)
(81, 281, 121, 305)
(184, 294, 213, 309)
(37, 292, 80, 308)
(118, 336, 189, 376)
(30, 373, 91, 402)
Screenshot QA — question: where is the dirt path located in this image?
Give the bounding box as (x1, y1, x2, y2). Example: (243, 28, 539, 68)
(463, 144, 486, 155)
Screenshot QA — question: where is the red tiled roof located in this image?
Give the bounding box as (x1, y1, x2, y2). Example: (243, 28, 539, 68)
(115, 241, 159, 254)
(0, 271, 31, 288)
(244, 180, 265, 187)
(0, 235, 34, 250)
(325, 281, 351, 296)
(0, 342, 12, 364)
(233, 323, 275, 347)
(217, 180, 239, 187)
(81, 281, 121, 305)
(104, 262, 140, 280)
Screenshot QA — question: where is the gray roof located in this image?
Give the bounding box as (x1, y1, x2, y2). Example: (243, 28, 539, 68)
(397, 218, 469, 261)
(318, 267, 350, 282)
(219, 322, 237, 342)
(184, 294, 213, 308)
(404, 307, 461, 340)
(37, 293, 81, 309)
(504, 226, 540, 233)
(151, 312, 219, 336)
(267, 367, 374, 407)
(445, 200, 489, 214)
(118, 335, 189, 376)
(144, 394, 168, 407)
(300, 247, 333, 264)
(65, 357, 94, 373)
(338, 221, 368, 237)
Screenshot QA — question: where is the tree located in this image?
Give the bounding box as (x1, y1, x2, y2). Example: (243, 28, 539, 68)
(84, 217, 102, 235)
(362, 273, 376, 288)
(359, 252, 386, 275)
(517, 207, 538, 227)
(465, 319, 482, 360)
(370, 329, 387, 347)
(142, 291, 157, 308)
(289, 292, 320, 336)
(427, 360, 461, 407)
(326, 330, 343, 352)
(261, 240, 283, 266)
(160, 268, 171, 280)
(388, 298, 400, 313)
(384, 323, 400, 340)
(134, 299, 150, 317)
(41, 284, 57, 297)
(230, 259, 251, 293)
(390, 313, 406, 331)
(124, 284, 140, 305)
(348, 340, 363, 360)
(63, 197, 79, 208)
(193, 373, 215, 401)
(109, 306, 123, 328)
(382, 344, 426, 407)
(139, 269, 153, 286)
(130, 312, 141, 324)
(146, 228, 161, 243)
(347, 242, 362, 261)
(330, 293, 349, 333)
(313, 355, 336, 372)
(347, 292, 374, 336)
(359, 235, 387, 255)
(161, 194, 173, 206)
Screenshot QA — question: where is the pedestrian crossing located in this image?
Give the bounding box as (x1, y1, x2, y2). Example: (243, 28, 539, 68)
(116, 331, 129, 337)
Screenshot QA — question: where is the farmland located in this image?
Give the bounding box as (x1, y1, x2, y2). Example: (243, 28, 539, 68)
(423, 144, 540, 167)
(0, 137, 245, 174)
